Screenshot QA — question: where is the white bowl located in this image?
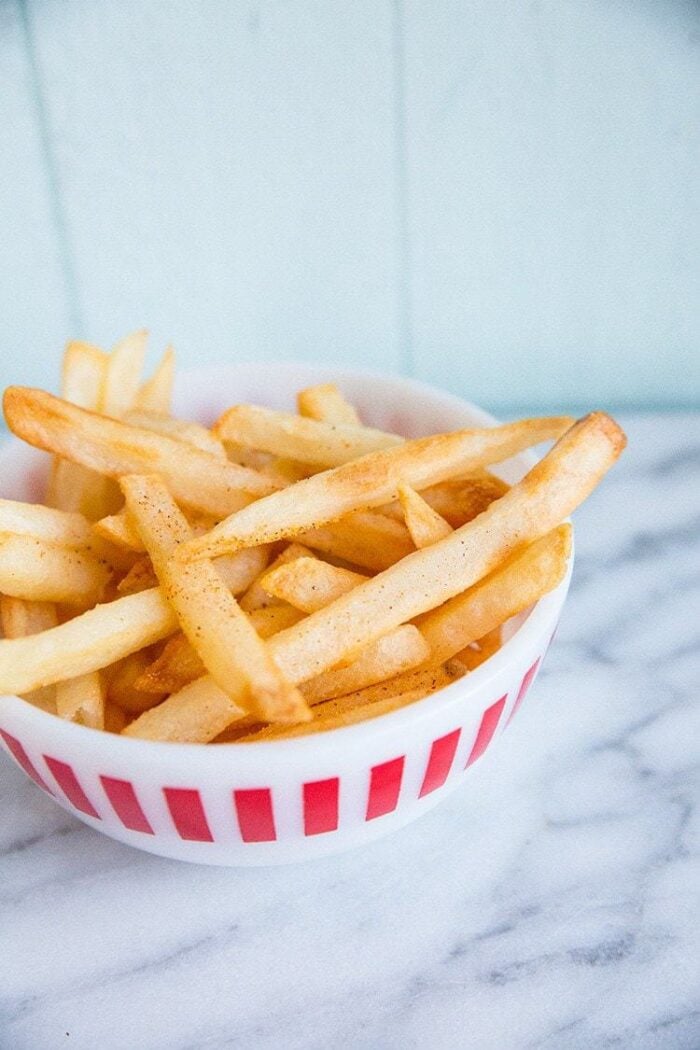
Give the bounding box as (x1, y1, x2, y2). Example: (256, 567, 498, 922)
(0, 364, 571, 865)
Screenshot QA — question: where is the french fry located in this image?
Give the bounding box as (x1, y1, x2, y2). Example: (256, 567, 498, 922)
(300, 625, 430, 705)
(0, 498, 128, 573)
(418, 526, 571, 665)
(120, 474, 309, 723)
(47, 340, 120, 520)
(224, 443, 277, 471)
(117, 556, 158, 595)
(248, 604, 306, 638)
(242, 666, 460, 741)
(451, 628, 502, 672)
(60, 340, 107, 406)
(107, 650, 164, 713)
(214, 404, 402, 467)
(134, 347, 175, 414)
(261, 557, 368, 613)
(297, 382, 361, 425)
(101, 517, 271, 596)
(124, 675, 245, 744)
(0, 498, 97, 550)
(239, 543, 315, 612)
(260, 413, 623, 685)
(0, 594, 58, 638)
(395, 473, 510, 528)
(101, 329, 147, 418)
(94, 506, 222, 554)
(134, 633, 204, 695)
(216, 545, 273, 596)
(93, 510, 143, 551)
(183, 416, 573, 559)
(0, 534, 110, 605)
(265, 458, 314, 483)
(0, 588, 177, 694)
(56, 672, 105, 730)
(299, 511, 414, 572)
(0, 596, 58, 713)
(134, 601, 305, 695)
(104, 701, 129, 734)
(398, 484, 453, 548)
(1, 331, 627, 743)
(123, 409, 227, 459)
(4, 388, 280, 518)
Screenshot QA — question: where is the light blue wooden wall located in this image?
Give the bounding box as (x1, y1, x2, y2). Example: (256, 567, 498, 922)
(2, 0, 698, 412)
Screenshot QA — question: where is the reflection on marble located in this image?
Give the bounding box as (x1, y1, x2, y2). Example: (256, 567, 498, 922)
(1, 414, 698, 1050)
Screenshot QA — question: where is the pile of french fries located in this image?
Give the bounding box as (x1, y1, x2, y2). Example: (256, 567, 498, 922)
(0, 334, 626, 743)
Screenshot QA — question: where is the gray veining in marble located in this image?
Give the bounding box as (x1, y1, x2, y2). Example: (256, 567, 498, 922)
(1, 414, 699, 1050)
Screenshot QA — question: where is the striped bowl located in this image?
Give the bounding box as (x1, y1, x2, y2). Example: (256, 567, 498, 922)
(0, 363, 571, 865)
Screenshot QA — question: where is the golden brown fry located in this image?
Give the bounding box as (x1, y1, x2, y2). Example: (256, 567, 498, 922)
(239, 543, 315, 613)
(134, 347, 175, 414)
(0, 498, 128, 572)
(102, 329, 147, 418)
(104, 701, 130, 734)
(266, 458, 314, 484)
(215, 545, 273, 596)
(297, 382, 361, 425)
(120, 474, 309, 723)
(451, 628, 502, 672)
(107, 650, 164, 713)
(123, 675, 244, 744)
(398, 483, 453, 548)
(242, 666, 460, 741)
(0, 596, 58, 713)
(300, 625, 430, 705)
(224, 442, 277, 471)
(262, 413, 624, 685)
(418, 525, 572, 664)
(122, 409, 226, 459)
(0, 588, 177, 694)
(94, 505, 223, 555)
(133, 601, 304, 696)
(47, 340, 120, 520)
(0, 594, 57, 638)
(93, 510, 143, 551)
(248, 604, 306, 638)
(409, 473, 510, 528)
(300, 511, 414, 572)
(214, 404, 401, 467)
(261, 557, 368, 613)
(4, 387, 279, 518)
(183, 416, 573, 559)
(116, 556, 158, 595)
(0, 534, 110, 605)
(56, 672, 105, 730)
(60, 340, 107, 406)
(0, 498, 99, 550)
(134, 632, 204, 695)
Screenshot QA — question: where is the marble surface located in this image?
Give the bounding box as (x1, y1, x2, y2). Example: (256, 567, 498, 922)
(1, 413, 698, 1050)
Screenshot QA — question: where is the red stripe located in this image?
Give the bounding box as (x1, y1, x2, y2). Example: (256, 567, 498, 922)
(507, 658, 541, 725)
(303, 778, 339, 836)
(419, 729, 461, 797)
(0, 730, 53, 794)
(163, 788, 213, 842)
(466, 696, 507, 766)
(100, 776, 154, 835)
(366, 756, 404, 820)
(44, 756, 101, 818)
(234, 788, 276, 842)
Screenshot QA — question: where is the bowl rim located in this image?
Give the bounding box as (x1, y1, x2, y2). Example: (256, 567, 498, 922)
(0, 361, 573, 756)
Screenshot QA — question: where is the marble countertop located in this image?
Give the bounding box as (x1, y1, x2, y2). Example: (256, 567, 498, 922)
(1, 413, 698, 1050)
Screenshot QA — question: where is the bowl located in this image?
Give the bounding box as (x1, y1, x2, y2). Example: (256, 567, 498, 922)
(0, 363, 571, 865)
